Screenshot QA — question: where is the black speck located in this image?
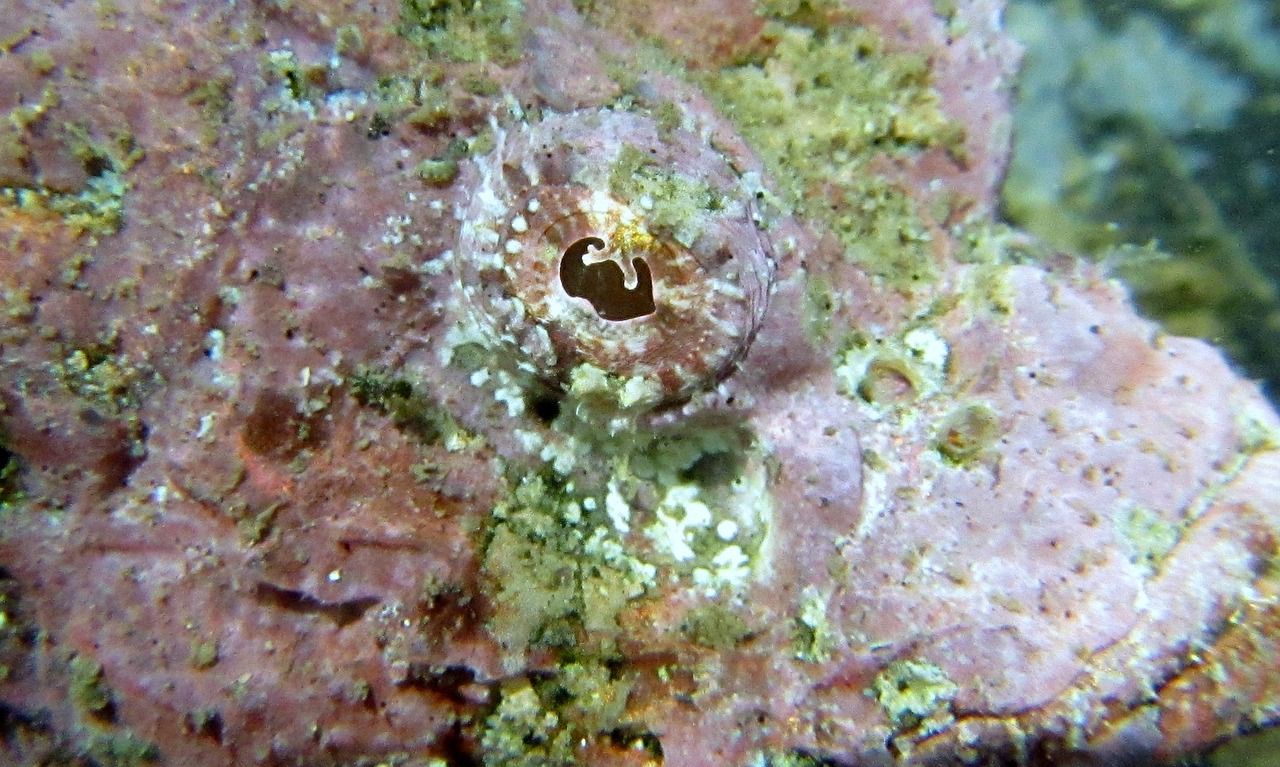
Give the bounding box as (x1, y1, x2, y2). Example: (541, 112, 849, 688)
(529, 392, 561, 424)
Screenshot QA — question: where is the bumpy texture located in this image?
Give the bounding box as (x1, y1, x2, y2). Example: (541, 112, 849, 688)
(0, 1, 1277, 766)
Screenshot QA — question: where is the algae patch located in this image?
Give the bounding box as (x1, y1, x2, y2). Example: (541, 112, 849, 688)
(792, 585, 837, 663)
(0, 443, 21, 512)
(69, 654, 114, 717)
(682, 604, 753, 650)
(349, 364, 463, 445)
(707, 20, 963, 288)
(397, 0, 525, 65)
(1117, 504, 1180, 572)
(1, 109, 137, 239)
(834, 327, 950, 411)
(54, 343, 152, 418)
(608, 144, 728, 248)
(873, 659, 958, 731)
(482, 472, 654, 656)
(934, 403, 1001, 465)
(477, 664, 647, 767)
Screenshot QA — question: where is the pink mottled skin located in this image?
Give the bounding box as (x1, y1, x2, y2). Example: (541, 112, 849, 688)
(0, 0, 1277, 765)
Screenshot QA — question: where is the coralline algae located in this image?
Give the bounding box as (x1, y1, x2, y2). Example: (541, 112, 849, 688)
(0, 1, 1278, 766)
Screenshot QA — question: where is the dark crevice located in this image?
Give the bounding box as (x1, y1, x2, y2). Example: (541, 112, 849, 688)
(402, 663, 494, 706)
(251, 582, 378, 627)
(559, 237, 656, 321)
(528, 391, 562, 424)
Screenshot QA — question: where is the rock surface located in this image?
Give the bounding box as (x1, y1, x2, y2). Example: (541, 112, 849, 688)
(0, 1, 1277, 765)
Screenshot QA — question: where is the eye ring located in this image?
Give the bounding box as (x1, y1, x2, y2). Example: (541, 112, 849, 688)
(453, 109, 776, 408)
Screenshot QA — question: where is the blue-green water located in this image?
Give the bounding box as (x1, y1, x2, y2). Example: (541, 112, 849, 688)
(1004, 0, 1280, 405)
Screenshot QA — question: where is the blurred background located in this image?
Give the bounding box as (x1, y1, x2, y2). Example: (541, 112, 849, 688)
(1002, 0, 1280, 410)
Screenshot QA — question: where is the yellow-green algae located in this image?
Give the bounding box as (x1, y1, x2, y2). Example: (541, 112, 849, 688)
(69, 654, 114, 716)
(873, 659, 958, 731)
(478, 411, 769, 658)
(792, 585, 838, 663)
(706, 16, 965, 289)
(187, 636, 220, 670)
(349, 365, 465, 445)
(397, 0, 525, 65)
(765, 750, 843, 767)
(84, 731, 160, 766)
(934, 402, 1001, 465)
(1, 100, 138, 239)
(477, 660, 649, 767)
(608, 144, 730, 249)
(681, 604, 754, 650)
(54, 343, 151, 418)
(1, 49, 139, 240)
(1117, 504, 1181, 573)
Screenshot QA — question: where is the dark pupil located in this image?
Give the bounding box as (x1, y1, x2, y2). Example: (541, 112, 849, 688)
(559, 236, 656, 321)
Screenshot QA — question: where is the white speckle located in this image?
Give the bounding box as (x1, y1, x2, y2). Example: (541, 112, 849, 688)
(692, 568, 713, 589)
(716, 519, 739, 541)
(381, 214, 412, 246)
(606, 481, 630, 535)
(494, 384, 526, 417)
(327, 569, 342, 582)
(505, 239, 523, 254)
(569, 363, 612, 396)
(470, 368, 491, 387)
(645, 484, 713, 561)
(588, 189, 613, 214)
(619, 376, 661, 408)
(539, 438, 578, 474)
(713, 545, 748, 570)
(526, 198, 541, 213)
(904, 328, 950, 370)
(196, 413, 216, 440)
(217, 286, 242, 307)
(709, 545, 752, 592)
(514, 429, 543, 453)
(511, 215, 528, 233)
(798, 585, 832, 635)
(422, 256, 447, 276)
(300, 367, 311, 387)
(582, 497, 598, 511)
(204, 329, 226, 361)
(638, 194, 655, 210)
